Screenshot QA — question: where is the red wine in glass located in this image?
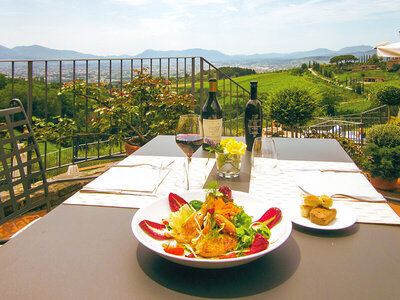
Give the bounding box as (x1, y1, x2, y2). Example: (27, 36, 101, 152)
(175, 114, 203, 190)
(175, 134, 203, 158)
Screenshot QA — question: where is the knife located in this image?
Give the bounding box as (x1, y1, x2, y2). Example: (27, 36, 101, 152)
(79, 188, 159, 197)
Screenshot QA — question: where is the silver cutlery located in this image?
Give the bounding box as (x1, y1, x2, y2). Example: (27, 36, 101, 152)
(79, 188, 159, 197)
(295, 168, 362, 173)
(320, 169, 363, 173)
(298, 186, 386, 202)
(110, 160, 174, 170)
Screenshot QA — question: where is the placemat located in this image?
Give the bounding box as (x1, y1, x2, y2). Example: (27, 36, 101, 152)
(249, 159, 400, 225)
(64, 156, 215, 209)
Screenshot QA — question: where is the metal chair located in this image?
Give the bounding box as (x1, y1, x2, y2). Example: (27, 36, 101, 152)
(0, 99, 97, 244)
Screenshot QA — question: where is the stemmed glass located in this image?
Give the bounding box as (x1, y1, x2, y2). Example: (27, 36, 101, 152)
(175, 114, 204, 190)
(251, 137, 278, 176)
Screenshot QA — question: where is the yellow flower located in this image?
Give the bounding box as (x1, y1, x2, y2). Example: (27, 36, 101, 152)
(224, 139, 247, 155)
(220, 138, 236, 148)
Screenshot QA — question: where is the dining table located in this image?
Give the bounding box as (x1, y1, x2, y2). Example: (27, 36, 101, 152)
(0, 135, 399, 300)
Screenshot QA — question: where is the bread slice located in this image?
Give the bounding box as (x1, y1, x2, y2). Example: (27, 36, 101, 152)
(320, 195, 333, 208)
(300, 205, 314, 218)
(303, 195, 322, 207)
(309, 207, 337, 226)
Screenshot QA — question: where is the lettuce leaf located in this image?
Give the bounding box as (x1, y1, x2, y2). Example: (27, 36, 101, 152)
(168, 204, 195, 234)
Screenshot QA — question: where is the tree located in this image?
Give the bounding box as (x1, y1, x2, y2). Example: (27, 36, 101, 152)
(0, 74, 6, 90)
(320, 93, 342, 116)
(367, 54, 380, 65)
(270, 87, 316, 136)
(57, 69, 194, 146)
(329, 55, 359, 65)
(377, 86, 400, 106)
(377, 86, 400, 119)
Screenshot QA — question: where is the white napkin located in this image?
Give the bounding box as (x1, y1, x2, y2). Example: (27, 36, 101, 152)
(294, 170, 386, 202)
(84, 165, 159, 193)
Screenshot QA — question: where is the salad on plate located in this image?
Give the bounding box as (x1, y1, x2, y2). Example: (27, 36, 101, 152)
(139, 183, 282, 259)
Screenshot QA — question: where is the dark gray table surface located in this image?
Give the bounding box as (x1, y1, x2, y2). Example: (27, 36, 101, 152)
(0, 136, 399, 300)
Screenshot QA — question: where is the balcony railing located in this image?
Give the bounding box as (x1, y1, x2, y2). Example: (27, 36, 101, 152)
(0, 57, 250, 173)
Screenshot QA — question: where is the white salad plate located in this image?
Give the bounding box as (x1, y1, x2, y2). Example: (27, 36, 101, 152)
(289, 201, 357, 230)
(131, 189, 292, 269)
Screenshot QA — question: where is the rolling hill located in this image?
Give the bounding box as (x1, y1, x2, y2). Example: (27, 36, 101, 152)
(0, 44, 376, 68)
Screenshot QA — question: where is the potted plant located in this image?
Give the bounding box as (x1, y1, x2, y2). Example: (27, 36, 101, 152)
(56, 69, 195, 154)
(362, 124, 400, 190)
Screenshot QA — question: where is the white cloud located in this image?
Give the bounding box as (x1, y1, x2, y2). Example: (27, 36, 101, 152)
(163, 0, 228, 6)
(111, 0, 149, 5)
(226, 5, 238, 12)
(2, 0, 400, 55)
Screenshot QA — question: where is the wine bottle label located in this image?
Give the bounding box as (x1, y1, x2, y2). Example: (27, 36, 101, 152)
(247, 115, 261, 137)
(203, 119, 222, 143)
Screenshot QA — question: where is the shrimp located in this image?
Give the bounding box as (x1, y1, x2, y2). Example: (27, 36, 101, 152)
(214, 214, 236, 236)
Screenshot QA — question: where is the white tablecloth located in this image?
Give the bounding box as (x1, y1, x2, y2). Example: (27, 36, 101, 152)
(249, 159, 400, 225)
(64, 156, 215, 209)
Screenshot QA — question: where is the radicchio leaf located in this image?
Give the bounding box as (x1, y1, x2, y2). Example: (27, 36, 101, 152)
(168, 192, 188, 212)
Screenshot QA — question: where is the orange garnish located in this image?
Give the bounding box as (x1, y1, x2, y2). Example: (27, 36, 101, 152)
(214, 198, 241, 220)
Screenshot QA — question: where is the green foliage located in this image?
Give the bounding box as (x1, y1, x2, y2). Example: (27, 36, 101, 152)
(217, 67, 256, 78)
(32, 116, 77, 147)
(0, 74, 6, 89)
(319, 92, 342, 116)
(376, 85, 400, 106)
(388, 64, 400, 72)
(59, 69, 194, 145)
(362, 124, 400, 180)
(291, 64, 309, 76)
(366, 124, 400, 147)
(329, 55, 359, 65)
(367, 54, 386, 69)
(390, 117, 400, 127)
(367, 54, 380, 65)
(270, 87, 316, 128)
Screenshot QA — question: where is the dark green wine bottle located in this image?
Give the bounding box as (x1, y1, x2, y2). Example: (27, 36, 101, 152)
(201, 78, 223, 150)
(244, 81, 262, 151)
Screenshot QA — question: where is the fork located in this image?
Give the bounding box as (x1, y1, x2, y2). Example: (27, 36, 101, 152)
(110, 160, 174, 170)
(298, 186, 386, 202)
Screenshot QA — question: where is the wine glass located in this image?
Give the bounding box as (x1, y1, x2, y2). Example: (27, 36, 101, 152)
(251, 137, 278, 176)
(175, 114, 203, 190)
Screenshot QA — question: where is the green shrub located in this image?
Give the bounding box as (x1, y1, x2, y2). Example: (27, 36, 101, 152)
(377, 86, 400, 106)
(390, 117, 400, 127)
(366, 124, 400, 147)
(362, 124, 400, 180)
(270, 87, 316, 130)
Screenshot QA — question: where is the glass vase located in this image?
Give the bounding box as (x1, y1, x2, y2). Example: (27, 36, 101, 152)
(215, 152, 243, 178)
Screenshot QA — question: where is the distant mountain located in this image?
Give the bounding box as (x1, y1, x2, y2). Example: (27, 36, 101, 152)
(134, 46, 375, 64)
(135, 48, 231, 61)
(0, 45, 98, 59)
(0, 44, 376, 68)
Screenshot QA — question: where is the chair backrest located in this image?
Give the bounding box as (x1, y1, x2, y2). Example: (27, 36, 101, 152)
(0, 99, 50, 226)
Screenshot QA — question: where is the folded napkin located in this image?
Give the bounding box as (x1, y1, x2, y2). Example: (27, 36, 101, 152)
(84, 165, 160, 193)
(294, 170, 386, 202)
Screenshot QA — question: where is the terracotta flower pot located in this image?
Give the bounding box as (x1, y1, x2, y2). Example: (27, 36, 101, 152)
(124, 138, 141, 156)
(369, 176, 398, 191)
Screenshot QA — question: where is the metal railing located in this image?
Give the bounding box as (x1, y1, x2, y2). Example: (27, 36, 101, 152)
(307, 119, 364, 145)
(360, 105, 390, 127)
(0, 57, 250, 173)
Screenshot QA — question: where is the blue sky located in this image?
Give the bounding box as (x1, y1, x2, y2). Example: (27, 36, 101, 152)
(1, 0, 399, 55)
